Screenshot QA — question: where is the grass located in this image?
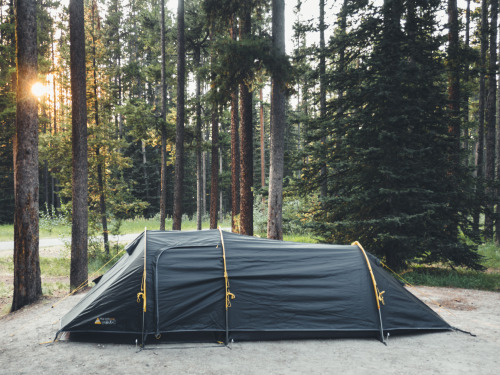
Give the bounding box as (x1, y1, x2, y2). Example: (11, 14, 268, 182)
(401, 266, 500, 291)
(0, 216, 233, 242)
(118, 216, 232, 233)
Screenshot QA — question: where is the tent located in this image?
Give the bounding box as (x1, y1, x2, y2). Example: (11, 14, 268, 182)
(57, 229, 451, 344)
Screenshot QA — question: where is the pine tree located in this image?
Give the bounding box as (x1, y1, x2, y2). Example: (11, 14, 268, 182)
(12, 0, 42, 311)
(300, 0, 481, 270)
(172, 0, 185, 230)
(69, 0, 88, 290)
(267, 0, 286, 240)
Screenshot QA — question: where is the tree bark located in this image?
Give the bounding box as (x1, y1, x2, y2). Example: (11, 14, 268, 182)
(195, 46, 203, 230)
(267, 0, 286, 240)
(260, 88, 265, 204)
(69, 0, 88, 291)
(142, 140, 149, 204)
(172, 0, 185, 230)
(463, 0, 471, 164)
(230, 19, 240, 233)
(210, 26, 219, 230)
(239, 5, 253, 236)
(210, 109, 219, 229)
(474, 0, 488, 237)
(12, 0, 42, 311)
(91, 1, 109, 255)
(319, 0, 327, 199)
(159, 0, 167, 230)
(485, 0, 497, 241)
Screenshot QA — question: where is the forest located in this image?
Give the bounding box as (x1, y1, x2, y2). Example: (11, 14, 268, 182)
(1, 0, 499, 310)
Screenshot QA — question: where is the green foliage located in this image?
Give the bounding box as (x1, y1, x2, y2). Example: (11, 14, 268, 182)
(254, 194, 313, 237)
(298, 0, 481, 270)
(478, 243, 500, 269)
(39, 204, 71, 235)
(0, 1, 15, 225)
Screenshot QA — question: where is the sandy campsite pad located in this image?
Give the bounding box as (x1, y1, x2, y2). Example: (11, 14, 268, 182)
(0, 286, 498, 375)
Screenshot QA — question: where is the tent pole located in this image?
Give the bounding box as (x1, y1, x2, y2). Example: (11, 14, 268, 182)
(352, 241, 386, 344)
(218, 227, 235, 346)
(141, 228, 147, 348)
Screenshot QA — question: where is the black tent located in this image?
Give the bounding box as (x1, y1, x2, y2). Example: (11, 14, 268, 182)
(57, 230, 451, 343)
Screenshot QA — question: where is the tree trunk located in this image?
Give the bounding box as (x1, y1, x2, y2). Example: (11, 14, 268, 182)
(159, 0, 167, 230)
(69, 0, 88, 291)
(267, 0, 286, 240)
(91, 1, 109, 255)
(172, 0, 185, 230)
(319, 0, 327, 199)
(142, 140, 149, 204)
(463, 0, 471, 163)
(195, 47, 203, 230)
(12, 0, 42, 311)
(447, 0, 460, 158)
(220, 150, 223, 222)
(210, 110, 219, 229)
(446, 0, 461, 241)
(210, 26, 219, 230)
(485, 0, 497, 241)
(239, 6, 254, 236)
(260, 88, 265, 205)
(203, 126, 207, 216)
(474, 0, 488, 237)
(230, 20, 240, 233)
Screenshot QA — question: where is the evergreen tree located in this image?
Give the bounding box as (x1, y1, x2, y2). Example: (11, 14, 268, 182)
(69, 0, 88, 289)
(300, 0, 481, 270)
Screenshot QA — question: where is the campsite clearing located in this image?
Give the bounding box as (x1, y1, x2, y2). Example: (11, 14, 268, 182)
(0, 286, 498, 375)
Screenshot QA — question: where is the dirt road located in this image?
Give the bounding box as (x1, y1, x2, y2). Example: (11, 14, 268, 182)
(0, 286, 498, 374)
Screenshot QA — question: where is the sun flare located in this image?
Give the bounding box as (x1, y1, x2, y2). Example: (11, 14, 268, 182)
(31, 82, 47, 98)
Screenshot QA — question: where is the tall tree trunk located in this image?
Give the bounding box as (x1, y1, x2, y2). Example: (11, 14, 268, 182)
(91, 1, 109, 255)
(260, 88, 265, 204)
(230, 20, 240, 233)
(159, 0, 167, 230)
(69, 0, 88, 291)
(142, 140, 149, 204)
(210, 26, 219, 229)
(51, 28, 59, 212)
(42, 106, 49, 211)
(172, 0, 185, 230)
(447, 0, 461, 241)
(195, 46, 203, 230)
(239, 5, 254, 236)
(210, 110, 219, 229)
(12, 0, 42, 311)
(463, 0, 471, 164)
(448, 0, 460, 161)
(485, 0, 498, 241)
(474, 0, 488, 237)
(319, 0, 327, 199)
(203, 126, 207, 216)
(493, 0, 500, 244)
(220, 149, 223, 222)
(267, 0, 286, 240)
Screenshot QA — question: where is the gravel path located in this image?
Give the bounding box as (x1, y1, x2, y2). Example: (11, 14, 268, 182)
(0, 233, 142, 257)
(0, 286, 498, 374)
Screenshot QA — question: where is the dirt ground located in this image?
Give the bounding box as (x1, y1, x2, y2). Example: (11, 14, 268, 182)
(0, 286, 498, 375)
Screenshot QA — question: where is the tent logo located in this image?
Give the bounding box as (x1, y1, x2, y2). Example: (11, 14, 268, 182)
(95, 317, 116, 325)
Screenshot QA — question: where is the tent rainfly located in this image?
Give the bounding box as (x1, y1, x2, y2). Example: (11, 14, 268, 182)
(57, 230, 452, 344)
